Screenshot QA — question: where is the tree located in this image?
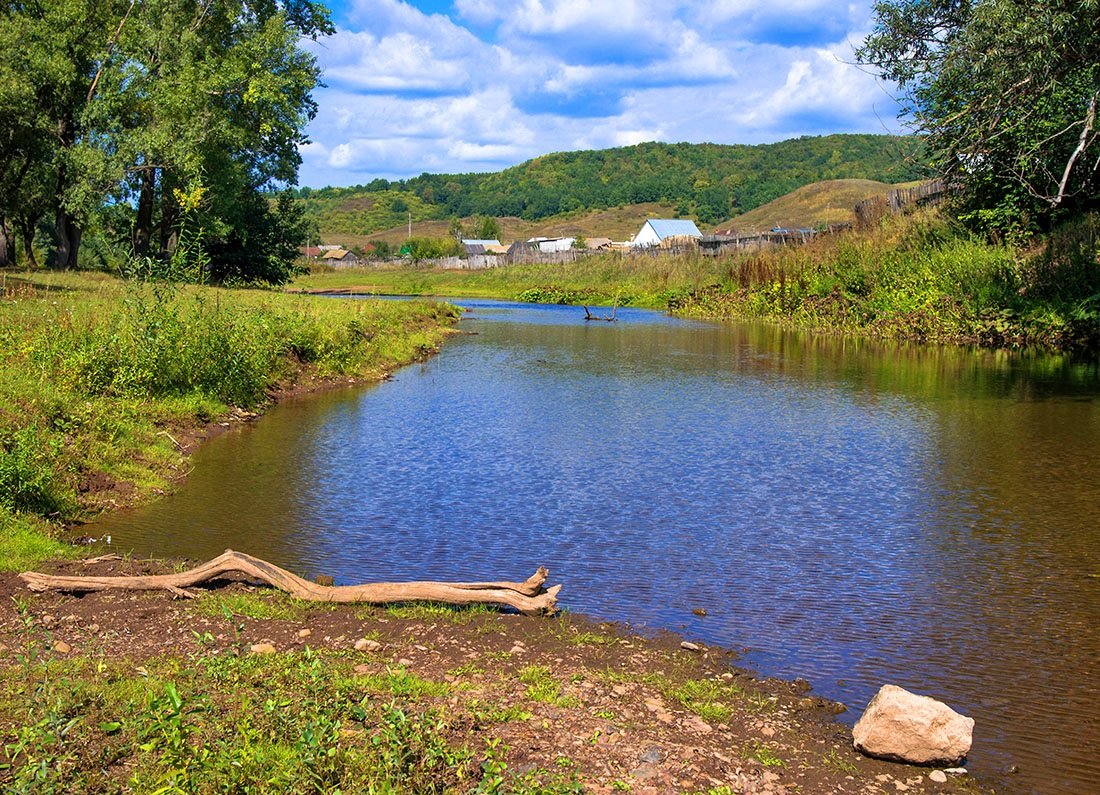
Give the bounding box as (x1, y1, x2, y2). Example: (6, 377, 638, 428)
(468, 215, 501, 241)
(0, 0, 331, 280)
(858, 0, 1100, 233)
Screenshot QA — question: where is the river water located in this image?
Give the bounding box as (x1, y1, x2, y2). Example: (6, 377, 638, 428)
(95, 299, 1100, 794)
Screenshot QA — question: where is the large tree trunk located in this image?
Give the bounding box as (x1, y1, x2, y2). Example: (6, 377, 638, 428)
(133, 166, 156, 256)
(20, 549, 563, 616)
(0, 218, 11, 268)
(52, 206, 81, 270)
(16, 216, 37, 268)
(159, 173, 179, 256)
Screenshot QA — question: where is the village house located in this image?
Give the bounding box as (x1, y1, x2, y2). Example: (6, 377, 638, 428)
(631, 219, 702, 248)
(526, 236, 576, 253)
(320, 248, 360, 266)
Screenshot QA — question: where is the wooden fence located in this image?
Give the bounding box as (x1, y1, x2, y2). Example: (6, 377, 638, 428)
(854, 179, 948, 228)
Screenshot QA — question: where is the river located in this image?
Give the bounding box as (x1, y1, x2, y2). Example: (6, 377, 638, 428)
(94, 299, 1100, 794)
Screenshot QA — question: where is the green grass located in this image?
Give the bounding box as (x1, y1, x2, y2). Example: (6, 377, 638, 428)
(0, 650, 469, 793)
(194, 592, 312, 622)
(518, 666, 580, 708)
(384, 601, 496, 625)
(0, 271, 460, 571)
(0, 511, 80, 572)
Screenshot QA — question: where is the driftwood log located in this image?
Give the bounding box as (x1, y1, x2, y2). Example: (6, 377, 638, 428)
(19, 549, 561, 616)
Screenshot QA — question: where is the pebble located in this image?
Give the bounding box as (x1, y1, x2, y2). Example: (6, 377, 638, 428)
(297, 628, 312, 639)
(249, 643, 276, 655)
(354, 638, 382, 652)
(929, 770, 948, 784)
(640, 747, 665, 764)
(944, 767, 967, 775)
(397, 657, 413, 666)
(508, 644, 527, 654)
(680, 641, 701, 652)
(53, 640, 72, 654)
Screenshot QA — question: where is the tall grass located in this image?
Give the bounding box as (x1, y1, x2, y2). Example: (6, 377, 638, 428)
(674, 210, 1100, 350)
(0, 273, 459, 569)
(296, 210, 1100, 351)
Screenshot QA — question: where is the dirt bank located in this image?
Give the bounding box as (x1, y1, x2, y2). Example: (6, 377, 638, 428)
(1, 555, 988, 794)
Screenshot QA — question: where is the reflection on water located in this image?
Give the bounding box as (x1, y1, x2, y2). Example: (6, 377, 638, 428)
(95, 299, 1100, 794)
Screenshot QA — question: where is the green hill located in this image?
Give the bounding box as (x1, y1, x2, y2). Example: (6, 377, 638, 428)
(298, 134, 926, 238)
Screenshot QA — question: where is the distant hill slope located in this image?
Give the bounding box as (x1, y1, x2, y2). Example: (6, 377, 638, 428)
(322, 202, 679, 248)
(299, 134, 927, 237)
(714, 179, 909, 232)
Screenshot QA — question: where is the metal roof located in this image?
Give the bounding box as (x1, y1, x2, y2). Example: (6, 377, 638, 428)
(645, 219, 702, 239)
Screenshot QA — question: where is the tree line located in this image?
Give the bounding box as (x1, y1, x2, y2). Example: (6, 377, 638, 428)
(0, 0, 330, 284)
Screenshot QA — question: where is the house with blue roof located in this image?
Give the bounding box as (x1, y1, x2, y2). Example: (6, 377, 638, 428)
(631, 218, 703, 248)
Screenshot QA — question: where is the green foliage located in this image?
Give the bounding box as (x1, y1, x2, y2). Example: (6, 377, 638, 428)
(400, 236, 464, 261)
(859, 0, 1100, 232)
(0, 0, 331, 279)
(0, 427, 73, 517)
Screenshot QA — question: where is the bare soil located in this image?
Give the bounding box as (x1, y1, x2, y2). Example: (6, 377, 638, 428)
(1, 555, 989, 795)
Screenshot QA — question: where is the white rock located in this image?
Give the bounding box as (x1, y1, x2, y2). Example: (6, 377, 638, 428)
(853, 685, 974, 765)
(929, 770, 948, 783)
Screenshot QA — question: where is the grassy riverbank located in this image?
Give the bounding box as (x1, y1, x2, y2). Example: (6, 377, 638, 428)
(0, 557, 987, 794)
(293, 211, 1100, 352)
(0, 271, 460, 571)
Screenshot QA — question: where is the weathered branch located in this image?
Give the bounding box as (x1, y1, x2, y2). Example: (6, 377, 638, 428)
(87, 0, 137, 104)
(20, 550, 561, 616)
(1053, 89, 1099, 206)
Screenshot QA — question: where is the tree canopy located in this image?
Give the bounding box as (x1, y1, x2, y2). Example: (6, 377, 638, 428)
(0, 0, 331, 282)
(858, 0, 1100, 233)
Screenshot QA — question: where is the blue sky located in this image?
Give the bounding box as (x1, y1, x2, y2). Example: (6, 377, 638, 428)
(298, 0, 903, 187)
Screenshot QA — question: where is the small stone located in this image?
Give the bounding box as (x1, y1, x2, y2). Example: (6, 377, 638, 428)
(53, 640, 72, 654)
(944, 767, 967, 775)
(893, 782, 909, 792)
(354, 638, 381, 652)
(508, 644, 527, 654)
(397, 657, 413, 666)
(298, 628, 312, 639)
(929, 770, 948, 784)
(680, 641, 701, 652)
(249, 643, 276, 655)
(86, 623, 100, 633)
(640, 747, 665, 764)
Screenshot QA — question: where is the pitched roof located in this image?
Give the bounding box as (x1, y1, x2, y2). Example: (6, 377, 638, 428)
(645, 219, 702, 239)
(321, 248, 352, 260)
(461, 239, 500, 246)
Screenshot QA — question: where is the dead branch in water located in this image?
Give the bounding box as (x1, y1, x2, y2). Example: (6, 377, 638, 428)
(20, 549, 561, 616)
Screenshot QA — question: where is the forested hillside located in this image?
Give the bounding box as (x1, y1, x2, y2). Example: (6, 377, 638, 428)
(296, 134, 926, 236)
